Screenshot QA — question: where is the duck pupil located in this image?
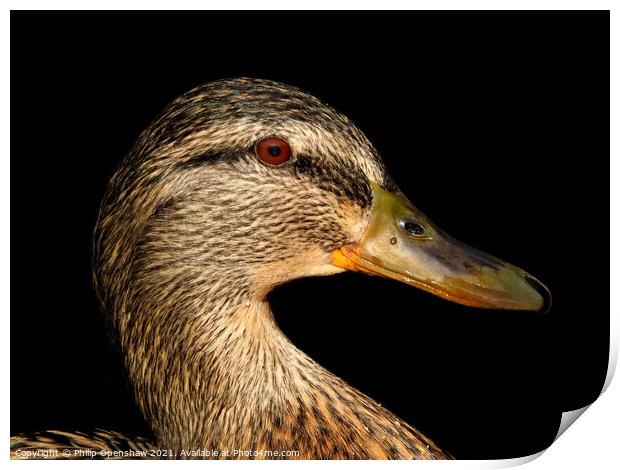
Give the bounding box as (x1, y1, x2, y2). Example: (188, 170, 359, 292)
(268, 146, 281, 157)
(405, 222, 424, 236)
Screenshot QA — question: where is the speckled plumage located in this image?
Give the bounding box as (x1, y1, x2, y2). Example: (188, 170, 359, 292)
(10, 430, 156, 459)
(11, 78, 451, 460)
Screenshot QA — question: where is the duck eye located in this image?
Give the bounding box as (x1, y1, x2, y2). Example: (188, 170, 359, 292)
(400, 218, 426, 237)
(255, 137, 292, 165)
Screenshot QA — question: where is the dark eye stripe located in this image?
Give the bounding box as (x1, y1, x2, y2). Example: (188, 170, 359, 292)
(174, 150, 243, 170)
(294, 154, 372, 209)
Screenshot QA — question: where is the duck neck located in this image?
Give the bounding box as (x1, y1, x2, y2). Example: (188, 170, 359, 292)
(121, 280, 448, 459)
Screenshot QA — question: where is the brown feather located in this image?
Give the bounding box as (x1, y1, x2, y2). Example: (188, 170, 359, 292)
(12, 78, 451, 460)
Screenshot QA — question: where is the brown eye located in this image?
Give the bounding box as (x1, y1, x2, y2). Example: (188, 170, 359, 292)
(255, 137, 292, 165)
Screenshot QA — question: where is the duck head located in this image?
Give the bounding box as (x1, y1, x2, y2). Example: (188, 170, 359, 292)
(93, 78, 550, 456)
(95, 78, 548, 324)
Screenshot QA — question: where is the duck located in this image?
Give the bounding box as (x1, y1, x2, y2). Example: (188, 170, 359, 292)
(11, 78, 549, 460)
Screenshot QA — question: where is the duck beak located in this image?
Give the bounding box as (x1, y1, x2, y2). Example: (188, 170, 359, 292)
(332, 183, 550, 312)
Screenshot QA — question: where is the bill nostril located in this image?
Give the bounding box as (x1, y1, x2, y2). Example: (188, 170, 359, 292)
(524, 273, 552, 314)
(399, 218, 425, 238)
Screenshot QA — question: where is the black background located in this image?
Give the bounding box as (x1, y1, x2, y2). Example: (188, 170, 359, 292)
(10, 11, 609, 459)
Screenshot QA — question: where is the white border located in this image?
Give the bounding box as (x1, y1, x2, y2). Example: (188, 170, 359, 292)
(1, 0, 616, 10)
(4, 2, 616, 468)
